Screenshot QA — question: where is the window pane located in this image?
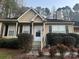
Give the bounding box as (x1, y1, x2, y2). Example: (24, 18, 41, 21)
(9, 31, 14, 36)
(22, 25, 30, 33)
(8, 25, 16, 36)
(23, 31, 29, 33)
(52, 25, 66, 33)
(36, 30, 41, 37)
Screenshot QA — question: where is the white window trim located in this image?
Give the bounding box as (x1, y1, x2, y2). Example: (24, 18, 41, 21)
(22, 25, 30, 33)
(7, 25, 16, 36)
(52, 25, 66, 33)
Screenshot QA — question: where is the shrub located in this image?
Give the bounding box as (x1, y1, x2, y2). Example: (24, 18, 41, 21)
(64, 36, 76, 47)
(46, 33, 65, 46)
(0, 38, 19, 49)
(68, 33, 79, 47)
(46, 33, 77, 47)
(18, 33, 33, 53)
(53, 36, 63, 45)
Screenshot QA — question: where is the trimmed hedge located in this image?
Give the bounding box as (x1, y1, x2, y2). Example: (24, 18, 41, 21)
(68, 33, 79, 47)
(46, 33, 79, 47)
(18, 33, 33, 53)
(0, 38, 19, 49)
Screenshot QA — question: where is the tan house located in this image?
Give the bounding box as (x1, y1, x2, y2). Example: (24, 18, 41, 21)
(0, 8, 79, 49)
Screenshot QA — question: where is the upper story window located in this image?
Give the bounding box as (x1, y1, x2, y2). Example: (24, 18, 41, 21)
(52, 25, 66, 33)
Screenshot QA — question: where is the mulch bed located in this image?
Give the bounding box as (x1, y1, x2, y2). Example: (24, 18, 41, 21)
(12, 53, 79, 59)
(0, 48, 79, 59)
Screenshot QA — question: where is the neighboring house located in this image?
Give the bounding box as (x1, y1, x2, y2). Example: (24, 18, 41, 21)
(0, 8, 79, 50)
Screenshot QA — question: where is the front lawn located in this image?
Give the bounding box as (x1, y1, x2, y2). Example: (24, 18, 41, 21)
(0, 49, 21, 59)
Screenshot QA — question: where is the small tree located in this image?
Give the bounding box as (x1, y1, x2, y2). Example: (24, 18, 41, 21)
(18, 33, 33, 53)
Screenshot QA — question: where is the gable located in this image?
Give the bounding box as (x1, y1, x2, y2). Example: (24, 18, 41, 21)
(18, 9, 36, 22)
(17, 8, 44, 23)
(34, 15, 43, 22)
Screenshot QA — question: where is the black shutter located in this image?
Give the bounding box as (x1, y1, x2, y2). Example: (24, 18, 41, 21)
(5, 25, 8, 36)
(49, 25, 52, 33)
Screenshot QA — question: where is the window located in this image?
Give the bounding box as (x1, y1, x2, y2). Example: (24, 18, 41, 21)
(52, 25, 66, 33)
(9, 30, 15, 36)
(23, 31, 29, 33)
(8, 25, 16, 36)
(36, 30, 41, 37)
(22, 25, 30, 33)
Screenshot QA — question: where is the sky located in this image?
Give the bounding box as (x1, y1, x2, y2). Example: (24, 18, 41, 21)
(23, 0, 79, 10)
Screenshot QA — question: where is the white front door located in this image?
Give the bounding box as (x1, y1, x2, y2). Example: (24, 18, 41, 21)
(34, 26, 42, 41)
(33, 26, 43, 50)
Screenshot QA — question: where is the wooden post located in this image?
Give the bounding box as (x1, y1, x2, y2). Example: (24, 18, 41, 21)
(41, 22, 46, 50)
(32, 22, 34, 35)
(0, 23, 3, 37)
(43, 22, 46, 47)
(16, 22, 18, 36)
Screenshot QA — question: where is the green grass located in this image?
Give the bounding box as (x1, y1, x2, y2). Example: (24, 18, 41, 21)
(0, 49, 21, 59)
(0, 52, 12, 59)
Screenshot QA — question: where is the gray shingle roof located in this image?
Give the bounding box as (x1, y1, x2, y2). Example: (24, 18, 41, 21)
(0, 18, 17, 22)
(46, 19, 74, 22)
(74, 21, 79, 26)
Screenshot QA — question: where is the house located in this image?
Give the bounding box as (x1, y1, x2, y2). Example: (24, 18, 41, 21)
(0, 8, 79, 50)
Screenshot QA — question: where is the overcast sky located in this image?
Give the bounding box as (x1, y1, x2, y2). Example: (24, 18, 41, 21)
(23, 0, 79, 9)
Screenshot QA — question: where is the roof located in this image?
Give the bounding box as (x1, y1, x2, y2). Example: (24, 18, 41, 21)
(17, 8, 44, 22)
(74, 21, 79, 26)
(0, 18, 17, 22)
(45, 19, 75, 25)
(46, 19, 74, 22)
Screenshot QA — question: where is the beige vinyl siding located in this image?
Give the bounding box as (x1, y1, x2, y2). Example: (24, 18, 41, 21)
(74, 27, 79, 34)
(18, 10, 36, 22)
(68, 25, 74, 33)
(45, 25, 49, 34)
(34, 16, 42, 22)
